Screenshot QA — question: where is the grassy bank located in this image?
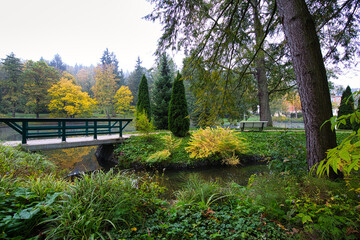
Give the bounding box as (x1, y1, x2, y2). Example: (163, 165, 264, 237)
(0, 130, 359, 239)
(115, 130, 350, 173)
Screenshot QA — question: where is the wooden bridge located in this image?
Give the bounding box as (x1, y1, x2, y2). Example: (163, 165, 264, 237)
(0, 118, 133, 151)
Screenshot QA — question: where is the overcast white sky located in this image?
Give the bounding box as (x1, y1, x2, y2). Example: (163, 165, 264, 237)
(0, 0, 358, 88)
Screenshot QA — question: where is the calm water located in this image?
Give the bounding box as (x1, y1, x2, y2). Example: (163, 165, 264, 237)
(41, 145, 268, 195)
(149, 164, 268, 194)
(42, 146, 100, 175)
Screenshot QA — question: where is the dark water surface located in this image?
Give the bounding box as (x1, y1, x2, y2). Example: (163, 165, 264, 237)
(148, 164, 268, 195)
(42, 146, 100, 175)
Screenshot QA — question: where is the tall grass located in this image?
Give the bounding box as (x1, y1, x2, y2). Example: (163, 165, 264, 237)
(45, 170, 165, 239)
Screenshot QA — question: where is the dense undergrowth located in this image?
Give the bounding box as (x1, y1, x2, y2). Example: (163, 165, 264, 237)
(0, 130, 359, 239)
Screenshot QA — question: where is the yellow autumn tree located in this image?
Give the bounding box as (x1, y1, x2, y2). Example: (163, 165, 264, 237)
(114, 85, 135, 118)
(92, 64, 117, 118)
(284, 91, 302, 118)
(48, 72, 97, 118)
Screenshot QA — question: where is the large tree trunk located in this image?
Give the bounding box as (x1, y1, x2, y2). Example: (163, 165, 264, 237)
(277, 0, 337, 170)
(253, 1, 273, 126)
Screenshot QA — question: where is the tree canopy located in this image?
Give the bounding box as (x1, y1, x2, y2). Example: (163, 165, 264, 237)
(48, 72, 96, 118)
(114, 85, 135, 117)
(23, 60, 60, 118)
(92, 64, 117, 118)
(0, 53, 24, 117)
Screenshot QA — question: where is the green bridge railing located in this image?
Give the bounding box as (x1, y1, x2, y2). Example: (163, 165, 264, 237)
(0, 118, 132, 144)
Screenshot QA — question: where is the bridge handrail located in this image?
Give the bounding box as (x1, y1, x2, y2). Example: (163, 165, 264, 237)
(0, 118, 133, 144)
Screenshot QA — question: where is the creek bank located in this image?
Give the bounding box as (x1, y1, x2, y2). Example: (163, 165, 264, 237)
(114, 153, 268, 172)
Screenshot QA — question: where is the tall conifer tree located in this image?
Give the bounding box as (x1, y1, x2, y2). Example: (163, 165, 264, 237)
(136, 74, 151, 120)
(168, 72, 189, 137)
(23, 60, 60, 118)
(128, 57, 145, 104)
(338, 85, 354, 129)
(152, 54, 173, 129)
(1, 53, 24, 117)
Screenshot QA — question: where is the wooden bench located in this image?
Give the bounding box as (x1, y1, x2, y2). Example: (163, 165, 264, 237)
(239, 121, 268, 131)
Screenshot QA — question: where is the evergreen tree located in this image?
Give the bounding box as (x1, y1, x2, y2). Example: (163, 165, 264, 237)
(0, 53, 24, 117)
(152, 54, 173, 129)
(353, 97, 360, 132)
(338, 86, 354, 129)
(128, 57, 146, 104)
(49, 54, 66, 72)
(168, 72, 189, 137)
(136, 74, 151, 120)
(101, 48, 123, 89)
(23, 60, 60, 118)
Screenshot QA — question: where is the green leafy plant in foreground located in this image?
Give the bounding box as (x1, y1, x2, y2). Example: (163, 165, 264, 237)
(0, 184, 62, 239)
(315, 91, 360, 196)
(248, 173, 360, 239)
(45, 170, 165, 239)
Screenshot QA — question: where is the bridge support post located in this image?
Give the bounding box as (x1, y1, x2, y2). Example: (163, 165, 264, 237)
(95, 144, 118, 169)
(119, 121, 123, 137)
(22, 121, 28, 144)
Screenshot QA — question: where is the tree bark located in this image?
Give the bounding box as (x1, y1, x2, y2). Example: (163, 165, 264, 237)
(253, 1, 273, 126)
(276, 0, 337, 170)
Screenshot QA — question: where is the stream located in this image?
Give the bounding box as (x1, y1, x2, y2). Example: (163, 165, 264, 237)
(1, 125, 269, 194)
(40, 146, 268, 195)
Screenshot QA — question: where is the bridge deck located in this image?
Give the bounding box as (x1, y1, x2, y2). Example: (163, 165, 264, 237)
(2, 134, 134, 151)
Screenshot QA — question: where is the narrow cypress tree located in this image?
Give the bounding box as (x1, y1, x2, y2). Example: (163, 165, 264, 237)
(338, 85, 354, 129)
(168, 72, 190, 137)
(152, 54, 173, 129)
(353, 97, 360, 132)
(136, 74, 151, 120)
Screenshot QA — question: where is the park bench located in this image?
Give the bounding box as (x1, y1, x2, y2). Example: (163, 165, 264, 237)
(239, 121, 268, 131)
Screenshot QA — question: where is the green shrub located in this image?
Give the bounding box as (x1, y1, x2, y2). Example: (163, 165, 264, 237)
(135, 110, 155, 136)
(0, 145, 57, 178)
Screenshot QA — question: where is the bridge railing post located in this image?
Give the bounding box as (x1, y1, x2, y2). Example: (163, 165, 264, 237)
(22, 120, 28, 144)
(94, 121, 97, 140)
(62, 120, 66, 142)
(85, 121, 89, 136)
(119, 120, 123, 137)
